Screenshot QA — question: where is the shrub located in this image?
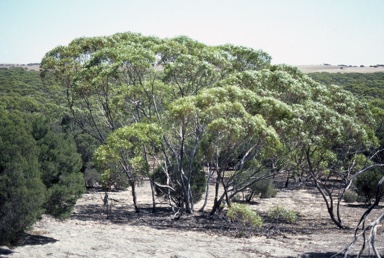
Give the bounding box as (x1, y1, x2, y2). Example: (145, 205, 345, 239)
(268, 205, 297, 224)
(247, 173, 277, 201)
(0, 111, 46, 245)
(36, 129, 85, 219)
(44, 172, 85, 219)
(355, 169, 384, 204)
(343, 190, 358, 203)
(227, 203, 263, 229)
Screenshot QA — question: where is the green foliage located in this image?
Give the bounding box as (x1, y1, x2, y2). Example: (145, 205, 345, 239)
(0, 67, 86, 242)
(355, 169, 384, 204)
(94, 121, 162, 205)
(227, 203, 263, 229)
(0, 110, 46, 245)
(309, 72, 384, 147)
(0, 67, 64, 116)
(308, 72, 384, 101)
(36, 129, 84, 219)
(44, 172, 84, 219)
(268, 205, 298, 224)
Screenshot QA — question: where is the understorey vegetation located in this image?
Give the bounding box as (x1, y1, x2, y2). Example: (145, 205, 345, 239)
(1, 33, 384, 255)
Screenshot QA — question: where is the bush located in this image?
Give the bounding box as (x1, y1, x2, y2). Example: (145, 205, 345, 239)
(44, 172, 84, 219)
(0, 111, 46, 245)
(246, 172, 277, 201)
(227, 203, 263, 229)
(36, 128, 85, 219)
(343, 190, 358, 203)
(268, 205, 298, 224)
(355, 169, 384, 204)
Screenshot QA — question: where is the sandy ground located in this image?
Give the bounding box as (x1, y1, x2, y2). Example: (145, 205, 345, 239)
(2, 179, 382, 258)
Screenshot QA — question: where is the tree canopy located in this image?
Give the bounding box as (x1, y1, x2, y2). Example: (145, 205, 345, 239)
(40, 32, 379, 221)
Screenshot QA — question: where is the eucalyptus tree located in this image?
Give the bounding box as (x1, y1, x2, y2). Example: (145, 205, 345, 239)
(41, 33, 166, 198)
(288, 76, 378, 229)
(221, 65, 379, 228)
(94, 123, 161, 213)
(42, 33, 380, 226)
(160, 83, 291, 214)
(154, 39, 274, 213)
(41, 32, 274, 214)
(217, 44, 272, 73)
(40, 33, 162, 142)
(286, 99, 377, 228)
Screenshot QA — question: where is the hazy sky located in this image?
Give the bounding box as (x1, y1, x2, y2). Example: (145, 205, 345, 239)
(1, 0, 383, 65)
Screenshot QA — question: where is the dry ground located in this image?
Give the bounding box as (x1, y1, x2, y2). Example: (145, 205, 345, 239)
(2, 179, 384, 258)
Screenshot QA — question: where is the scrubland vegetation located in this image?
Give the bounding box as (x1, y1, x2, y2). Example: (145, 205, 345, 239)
(1, 32, 384, 256)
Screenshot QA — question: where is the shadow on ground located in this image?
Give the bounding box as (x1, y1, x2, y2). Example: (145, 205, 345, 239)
(71, 196, 346, 240)
(0, 235, 58, 257)
(300, 253, 379, 258)
(299, 253, 340, 258)
(0, 247, 13, 256)
(16, 233, 58, 246)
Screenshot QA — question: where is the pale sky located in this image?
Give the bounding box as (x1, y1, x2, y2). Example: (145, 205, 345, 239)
(1, 0, 383, 65)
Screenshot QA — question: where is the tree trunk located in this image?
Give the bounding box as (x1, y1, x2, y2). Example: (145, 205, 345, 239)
(246, 191, 255, 202)
(199, 163, 213, 212)
(285, 170, 291, 188)
(313, 179, 344, 229)
(221, 174, 231, 207)
(150, 177, 156, 213)
(130, 181, 139, 213)
(210, 170, 222, 215)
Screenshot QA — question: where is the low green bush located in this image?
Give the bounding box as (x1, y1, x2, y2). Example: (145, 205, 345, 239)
(227, 203, 263, 229)
(268, 205, 298, 224)
(246, 171, 277, 201)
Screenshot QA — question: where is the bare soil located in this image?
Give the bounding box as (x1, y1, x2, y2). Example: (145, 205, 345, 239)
(1, 180, 384, 258)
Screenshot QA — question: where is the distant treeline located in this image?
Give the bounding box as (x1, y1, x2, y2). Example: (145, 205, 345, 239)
(0, 63, 40, 67)
(323, 64, 384, 68)
(308, 72, 384, 100)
